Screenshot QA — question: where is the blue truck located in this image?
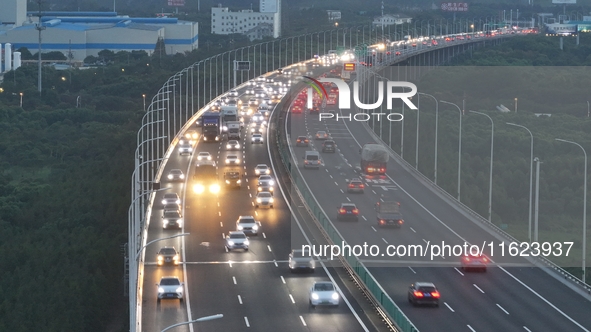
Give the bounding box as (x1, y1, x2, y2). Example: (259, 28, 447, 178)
(201, 111, 221, 142)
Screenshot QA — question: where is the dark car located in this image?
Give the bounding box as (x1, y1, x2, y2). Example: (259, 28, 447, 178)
(296, 136, 309, 147)
(408, 282, 440, 307)
(347, 178, 365, 193)
(157, 247, 180, 266)
(322, 140, 336, 153)
(337, 203, 359, 221)
(460, 254, 488, 272)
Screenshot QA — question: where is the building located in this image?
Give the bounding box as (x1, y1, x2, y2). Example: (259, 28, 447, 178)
(211, 0, 281, 40)
(0, 0, 198, 62)
(371, 14, 412, 27)
(327, 10, 341, 22)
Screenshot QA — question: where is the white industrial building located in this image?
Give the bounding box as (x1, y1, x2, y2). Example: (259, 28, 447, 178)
(211, 0, 281, 40)
(372, 14, 413, 27)
(0, 0, 198, 64)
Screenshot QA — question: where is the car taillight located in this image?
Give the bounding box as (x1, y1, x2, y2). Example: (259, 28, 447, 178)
(305, 140, 309, 143)
(431, 291, 440, 298)
(348, 184, 354, 188)
(413, 291, 424, 298)
(380, 220, 385, 224)
(463, 257, 470, 262)
(482, 257, 488, 262)
(359, 184, 364, 188)
(398, 219, 404, 224)
(339, 208, 346, 214)
(352, 209, 359, 214)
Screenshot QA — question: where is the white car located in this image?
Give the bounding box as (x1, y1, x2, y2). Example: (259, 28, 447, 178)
(197, 152, 212, 161)
(255, 191, 274, 208)
(179, 143, 193, 156)
(258, 175, 274, 186)
(228, 89, 239, 97)
(236, 216, 259, 235)
(162, 210, 183, 229)
(167, 169, 185, 182)
(226, 140, 240, 150)
(184, 130, 199, 143)
(251, 133, 264, 144)
(226, 231, 250, 251)
(248, 97, 259, 107)
(309, 281, 339, 308)
(161, 193, 181, 206)
(252, 112, 264, 122)
(254, 164, 271, 176)
(225, 154, 241, 165)
(157, 276, 184, 302)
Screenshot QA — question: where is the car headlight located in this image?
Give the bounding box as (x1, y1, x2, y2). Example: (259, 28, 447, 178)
(311, 293, 319, 300)
(173, 255, 179, 261)
(158, 287, 164, 293)
(161, 199, 167, 205)
(237, 225, 243, 230)
(180, 174, 185, 179)
(177, 219, 183, 225)
(167, 174, 173, 179)
(194, 184, 205, 194)
(255, 170, 260, 175)
(157, 255, 163, 261)
(226, 144, 231, 149)
(269, 180, 274, 186)
(226, 180, 230, 184)
(225, 159, 230, 163)
(269, 198, 274, 203)
(176, 199, 181, 204)
(332, 293, 339, 300)
(176, 287, 183, 293)
(236, 144, 240, 148)
(210, 184, 220, 194)
(227, 240, 235, 246)
(252, 225, 259, 230)
(256, 198, 262, 203)
(265, 170, 270, 174)
(244, 239, 250, 245)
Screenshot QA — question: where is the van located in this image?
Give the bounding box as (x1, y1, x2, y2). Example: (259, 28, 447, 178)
(303, 151, 321, 169)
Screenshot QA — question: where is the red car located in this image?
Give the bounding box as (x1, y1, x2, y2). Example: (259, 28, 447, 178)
(395, 51, 401, 56)
(431, 40, 438, 46)
(292, 105, 303, 114)
(461, 254, 489, 272)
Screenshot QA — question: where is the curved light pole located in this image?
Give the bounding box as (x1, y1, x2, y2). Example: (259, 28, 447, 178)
(470, 111, 494, 222)
(440, 101, 463, 201)
(161, 314, 224, 332)
(506, 122, 534, 243)
(419, 93, 439, 184)
(555, 138, 587, 283)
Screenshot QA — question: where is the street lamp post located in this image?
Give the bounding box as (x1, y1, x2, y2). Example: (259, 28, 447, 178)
(19, 92, 23, 107)
(142, 94, 146, 112)
(440, 101, 463, 201)
(587, 101, 589, 118)
(555, 138, 587, 282)
(419, 93, 439, 184)
(470, 111, 494, 222)
(506, 123, 534, 243)
(161, 314, 224, 332)
(415, 94, 420, 169)
(515, 97, 518, 112)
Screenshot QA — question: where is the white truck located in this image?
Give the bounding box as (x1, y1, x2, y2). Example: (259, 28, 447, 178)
(226, 121, 241, 140)
(220, 105, 238, 132)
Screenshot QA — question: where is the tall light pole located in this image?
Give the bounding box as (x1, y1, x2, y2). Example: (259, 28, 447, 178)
(515, 97, 518, 112)
(35, 0, 45, 95)
(419, 93, 439, 184)
(507, 122, 534, 243)
(19, 92, 23, 108)
(587, 101, 589, 118)
(534, 157, 541, 243)
(161, 314, 224, 332)
(441, 101, 463, 201)
(142, 94, 146, 112)
(470, 111, 494, 222)
(415, 94, 420, 169)
(555, 138, 587, 282)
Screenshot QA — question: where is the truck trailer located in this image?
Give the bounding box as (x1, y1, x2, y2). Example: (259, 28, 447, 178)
(360, 143, 389, 175)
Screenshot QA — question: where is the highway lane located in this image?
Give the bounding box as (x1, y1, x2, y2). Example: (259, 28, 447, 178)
(287, 92, 591, 331)
(141, 80, 376, 332)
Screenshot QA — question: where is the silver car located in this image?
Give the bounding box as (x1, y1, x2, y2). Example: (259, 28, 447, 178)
(226, 231, 250, 251)
(226, 140, 240, 150)
(167, 169, 185, 182)
(157, 276, 184, 302)
(309, 281, 339, 308)
(161, 193, 181, 206)
(255, 191, 274, 208)
(179, 143, 193, 156)
(289, 249, 315, 272)
(162, 210, 183, 229)
(225, 154, 241, 165)
(251, 133, 264, 144)
(254, 164, 271, 176)
(236, 216, 259, 235)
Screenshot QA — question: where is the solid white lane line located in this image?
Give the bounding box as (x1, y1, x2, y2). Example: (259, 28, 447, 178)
(233, 276, 237, 285)
(244, 317, 250, 327)
(299, 316, 307, 327)
(289, 294, 295, 304)
(444, 302, 455, 312)
(496, 303, 510, 315)
(473, 284, 485, 294)
(238, 295, 243, 304)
